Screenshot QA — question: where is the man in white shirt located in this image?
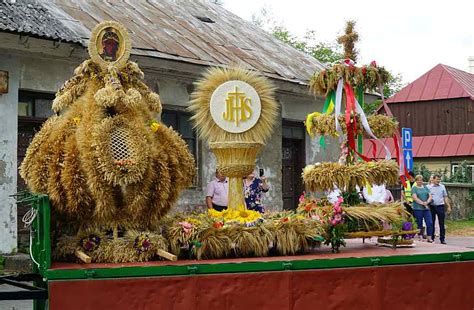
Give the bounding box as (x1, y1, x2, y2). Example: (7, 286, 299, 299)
(427, 174, 452, 244)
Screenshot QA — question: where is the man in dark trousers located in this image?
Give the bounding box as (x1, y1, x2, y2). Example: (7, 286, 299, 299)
(428, 174, 452, 244)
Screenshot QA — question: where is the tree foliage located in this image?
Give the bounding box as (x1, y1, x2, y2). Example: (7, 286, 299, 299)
(252, 7, 344, 66)
(413, 163, 434, 181)
(251, 7, 405, 113)
(413, 161, 473, 184)
(365, 72, 405, 114)
(448, 161, 473, 183)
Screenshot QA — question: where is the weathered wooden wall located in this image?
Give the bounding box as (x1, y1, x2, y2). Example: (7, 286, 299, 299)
(388, 98, 474, 136)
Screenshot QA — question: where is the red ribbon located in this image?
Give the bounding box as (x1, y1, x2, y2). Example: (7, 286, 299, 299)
(344, 83, 371, 162)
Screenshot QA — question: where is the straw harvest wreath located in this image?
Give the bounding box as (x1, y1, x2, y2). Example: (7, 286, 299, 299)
(188, 66, 279, 216)
(20, 21, 195, 262)
(309, 62, 390, 96)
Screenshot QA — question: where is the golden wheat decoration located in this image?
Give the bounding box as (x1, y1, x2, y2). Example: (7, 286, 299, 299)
(188, 67, 278, 211)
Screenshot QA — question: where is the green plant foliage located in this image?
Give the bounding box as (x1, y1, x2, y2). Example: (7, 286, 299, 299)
(412, 161, 472, 184)
(251, 7, 343, 66)
(413, 163, 432, 181)
(342, 191, 361, 206)
(251, 6, 404, 115)
(272, 27, 344, 65)
(324, 225, 346, 253)
(448, 161, 473, 183)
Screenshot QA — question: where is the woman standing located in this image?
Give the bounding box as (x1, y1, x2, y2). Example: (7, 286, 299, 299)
(243, 170, 269, 213)
(411, 175, 434, 242)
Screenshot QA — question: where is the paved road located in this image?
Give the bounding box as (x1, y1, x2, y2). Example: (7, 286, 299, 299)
(440, 236, 474, 248)
(0, 284, 33, 310)
(2, 236, 473, 310)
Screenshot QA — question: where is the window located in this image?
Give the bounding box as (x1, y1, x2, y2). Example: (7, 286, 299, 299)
(282, 121, 305, 140)
(161, 109, 199, 185)
(18, 90, 55, 118)
(451, 163, 474, 183)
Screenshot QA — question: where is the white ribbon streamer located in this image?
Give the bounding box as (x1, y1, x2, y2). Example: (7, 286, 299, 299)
(334, 79, 344, 143)
(354, 97, 391, 160)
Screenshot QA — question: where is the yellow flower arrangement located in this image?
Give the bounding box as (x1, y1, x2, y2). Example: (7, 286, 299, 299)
(208, 208, 262, 225)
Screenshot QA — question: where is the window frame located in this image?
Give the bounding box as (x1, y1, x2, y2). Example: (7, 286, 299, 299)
(451, 162, 474, 182)
(18, 90, 55, 119)
(160, 108, 200, 188)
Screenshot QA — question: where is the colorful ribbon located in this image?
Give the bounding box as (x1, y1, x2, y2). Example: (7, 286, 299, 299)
(334, 79, 345, 143)
(344, 83, 371, 162)
(305, 91, 335, 149)
(319, 91, 335, 148)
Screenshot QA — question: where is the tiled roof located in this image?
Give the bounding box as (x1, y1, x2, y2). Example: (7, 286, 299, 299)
(386, 64, 474, 103)
(0, 0, 325, 85)
(364, 133, 474, 159)
(0, 0, 81, 42)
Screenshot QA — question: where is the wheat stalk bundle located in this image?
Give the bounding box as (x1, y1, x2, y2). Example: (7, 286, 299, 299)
(302, 160, 399, 192)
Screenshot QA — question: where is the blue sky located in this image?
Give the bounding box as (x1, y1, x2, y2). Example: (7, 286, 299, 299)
(224, 0, 474, 84)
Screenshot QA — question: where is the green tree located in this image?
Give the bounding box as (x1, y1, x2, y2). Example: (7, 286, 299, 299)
(413, 163, 432, 181)
(251, 7, 404, 113)
(365, 72, 405, 114)
(252, 8, 343, 66)
(383, 72, 404, 98)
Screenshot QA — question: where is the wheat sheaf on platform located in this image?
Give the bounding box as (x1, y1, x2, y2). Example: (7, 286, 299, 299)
(302, 160, 399, 192)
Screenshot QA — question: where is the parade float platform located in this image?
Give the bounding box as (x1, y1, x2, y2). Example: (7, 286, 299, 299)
(21, 194, 474, 309)
(43, 240, 474, 310)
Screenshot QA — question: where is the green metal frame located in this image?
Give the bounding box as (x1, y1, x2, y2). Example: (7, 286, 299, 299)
(17, 193, 50, 310)
(27, 194, 474, 283)
(46, 251, 474, 281)
(30, 194, 52, 276)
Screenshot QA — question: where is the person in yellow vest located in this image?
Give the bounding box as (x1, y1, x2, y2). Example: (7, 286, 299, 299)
(402, 171, 415, 214)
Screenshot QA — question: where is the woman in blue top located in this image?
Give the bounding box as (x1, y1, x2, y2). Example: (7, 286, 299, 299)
(243, 170, 269, 213)
(411, 175, 434, 242)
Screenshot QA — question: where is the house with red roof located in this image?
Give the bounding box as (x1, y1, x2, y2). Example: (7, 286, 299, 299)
(365, 64, 474, 177)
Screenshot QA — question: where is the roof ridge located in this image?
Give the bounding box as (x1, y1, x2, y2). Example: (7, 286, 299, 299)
(440, 64, 474, 97)
(387, 63, 474, 103)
